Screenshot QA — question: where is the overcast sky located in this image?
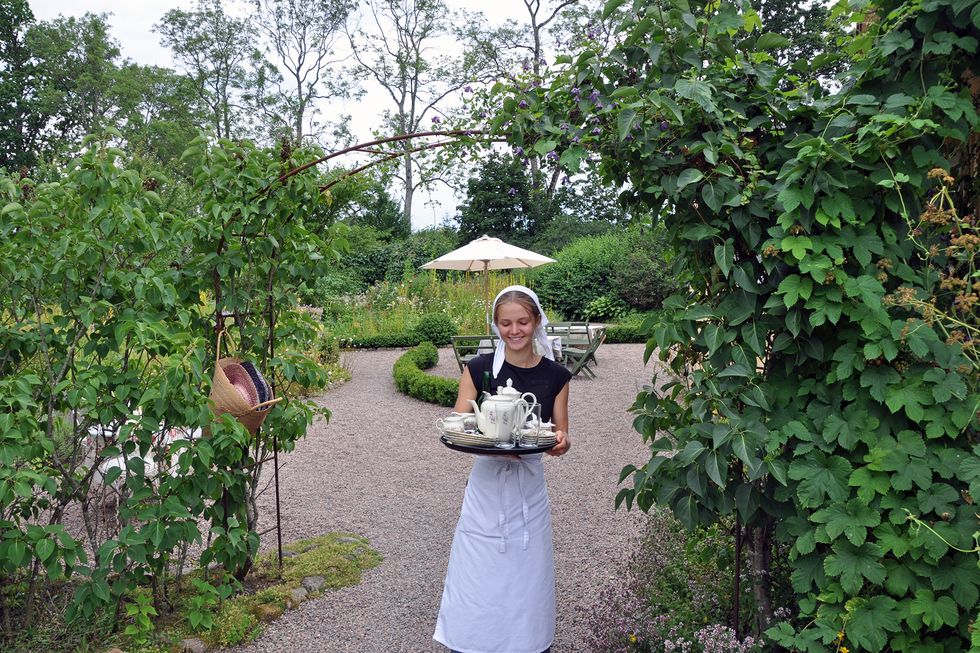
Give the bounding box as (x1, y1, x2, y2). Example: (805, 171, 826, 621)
(28, 0, 527, 231)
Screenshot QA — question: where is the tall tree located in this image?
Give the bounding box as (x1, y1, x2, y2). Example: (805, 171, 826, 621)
(455, 152, 552, 244)
(350, 0, 493, 231)
(250, 0, 356, 145)
(156, 0, 260, 140)
(29, 14, 121, 145)
(0, 0, 37, 170)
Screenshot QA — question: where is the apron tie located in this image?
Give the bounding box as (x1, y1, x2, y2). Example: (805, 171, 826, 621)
(495, 458, 537, 553)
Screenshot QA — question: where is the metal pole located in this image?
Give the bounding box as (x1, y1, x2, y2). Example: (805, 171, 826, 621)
(734, 514, 742, 639)
(273, 432, 283, 568)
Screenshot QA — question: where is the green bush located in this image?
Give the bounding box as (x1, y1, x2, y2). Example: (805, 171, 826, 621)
(584, 295, 631, 322)
(413, 313, 457, 346)
(533, 227, 679, 319)
(392, 342, 458, 407)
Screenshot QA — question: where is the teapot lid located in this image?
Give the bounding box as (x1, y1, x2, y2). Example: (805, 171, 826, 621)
(494, 378, 521, 398)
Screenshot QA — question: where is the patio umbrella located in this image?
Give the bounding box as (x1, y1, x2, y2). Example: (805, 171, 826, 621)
(420, 234, 555, 332)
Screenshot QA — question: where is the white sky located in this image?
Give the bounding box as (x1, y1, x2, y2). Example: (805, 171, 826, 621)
(28, 0, 527, 231)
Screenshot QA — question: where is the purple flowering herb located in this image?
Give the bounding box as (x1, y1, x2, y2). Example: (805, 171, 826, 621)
(571, 86, 581, 99)
(572, 135, 580, 143)
(546, 151, 559, 161)
(513, 146, 525, 156)
(659, 120, 670, 132)
(479, 111, 488, 119)
(522, 59, 530, 71)
(508, 187, 518, 196)
(431, 115, 441, 124)
(518, 99, 529, 109)
(592, 127, 601, 135)
(560, 122, 569, 131)
(464, 85, 473, 93)
(595, 101, 604, 109)
(589, 89, 600, 102)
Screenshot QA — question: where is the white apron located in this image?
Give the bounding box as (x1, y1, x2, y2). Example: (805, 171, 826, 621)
(434, 454, 555, 653)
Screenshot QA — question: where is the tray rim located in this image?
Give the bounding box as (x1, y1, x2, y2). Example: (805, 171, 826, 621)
(440, 434, 556, 456)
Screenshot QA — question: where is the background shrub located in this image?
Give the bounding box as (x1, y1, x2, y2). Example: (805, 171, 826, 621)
(413, 313, 457, 346)
(533, 226, 679, 320)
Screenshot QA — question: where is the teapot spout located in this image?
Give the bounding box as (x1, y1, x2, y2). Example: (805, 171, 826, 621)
(466, 399, 484, 431)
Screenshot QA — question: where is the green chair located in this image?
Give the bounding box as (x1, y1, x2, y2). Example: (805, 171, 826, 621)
(451, 335, 498, 373)
(564, 327, 605, 378)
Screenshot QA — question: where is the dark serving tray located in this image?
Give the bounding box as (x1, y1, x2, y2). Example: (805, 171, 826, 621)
(440, 434, 555, 456)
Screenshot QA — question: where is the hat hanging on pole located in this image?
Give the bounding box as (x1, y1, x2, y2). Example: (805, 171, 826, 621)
(420, 235, 555, 333)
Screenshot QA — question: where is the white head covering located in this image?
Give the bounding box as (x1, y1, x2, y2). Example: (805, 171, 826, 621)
(490, 285, 553, 378)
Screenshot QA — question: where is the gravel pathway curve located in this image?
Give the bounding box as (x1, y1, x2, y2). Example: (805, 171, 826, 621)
(231, 344, 657, 653)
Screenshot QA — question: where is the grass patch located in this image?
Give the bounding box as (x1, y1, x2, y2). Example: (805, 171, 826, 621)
(3, 532, 381, 653)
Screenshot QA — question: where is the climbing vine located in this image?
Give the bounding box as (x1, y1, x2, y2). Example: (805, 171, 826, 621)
(496, 0, 978, 650)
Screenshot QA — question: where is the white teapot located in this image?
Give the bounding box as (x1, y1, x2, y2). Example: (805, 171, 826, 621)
(467, 378, 538, 444)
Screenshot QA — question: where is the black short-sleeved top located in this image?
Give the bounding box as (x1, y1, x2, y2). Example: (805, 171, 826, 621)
(465, 353, 572, 423)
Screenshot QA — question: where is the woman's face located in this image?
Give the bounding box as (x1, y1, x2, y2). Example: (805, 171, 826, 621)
(495, 301, 538, 354)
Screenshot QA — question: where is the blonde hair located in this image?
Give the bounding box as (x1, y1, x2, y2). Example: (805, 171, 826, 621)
(493, 290, 541, 325)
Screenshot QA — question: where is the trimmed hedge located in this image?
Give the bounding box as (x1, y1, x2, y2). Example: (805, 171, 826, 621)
(392, 341, 458, 407)
(340, 333, 421, 349)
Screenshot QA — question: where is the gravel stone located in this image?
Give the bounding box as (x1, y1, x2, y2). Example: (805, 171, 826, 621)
(287, 587, 309, 608)
(230, 344, 658, 653)
(301, 576, 326, 593)
(179, 638, 207, 653)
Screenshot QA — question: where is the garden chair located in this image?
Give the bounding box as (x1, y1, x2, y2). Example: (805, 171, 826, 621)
(563, 327, 606, 379)
(451, 335, 499, 373)
(547, 321, 596, 365)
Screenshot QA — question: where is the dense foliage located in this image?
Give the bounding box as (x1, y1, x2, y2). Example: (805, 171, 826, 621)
(532, 226, 680, 319)
(498, 0, 979, 650)
(0, 135, 341, 640)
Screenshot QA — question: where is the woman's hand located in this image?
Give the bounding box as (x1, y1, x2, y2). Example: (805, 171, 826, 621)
(546, 429, 569, 457)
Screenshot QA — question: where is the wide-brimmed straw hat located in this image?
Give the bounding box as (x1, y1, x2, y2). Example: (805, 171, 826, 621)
(208, 332, 282, 435)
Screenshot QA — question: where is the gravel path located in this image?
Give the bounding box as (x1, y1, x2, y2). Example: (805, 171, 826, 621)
(231, 344, 658, 653)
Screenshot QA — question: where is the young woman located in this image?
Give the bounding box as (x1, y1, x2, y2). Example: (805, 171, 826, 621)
(434, 285, 572, 653)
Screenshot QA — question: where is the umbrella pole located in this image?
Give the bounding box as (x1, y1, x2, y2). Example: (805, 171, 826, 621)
(483, 262, 491, 334)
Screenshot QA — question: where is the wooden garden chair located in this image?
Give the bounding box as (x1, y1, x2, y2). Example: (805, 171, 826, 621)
(563, 327, 606, 379)
(451, 335, 498, 373)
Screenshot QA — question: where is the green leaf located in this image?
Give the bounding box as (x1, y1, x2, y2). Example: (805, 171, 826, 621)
(714, 240, 733, 277)
(36, 538, 55, 563)
(617, 109, 637, 141)
(860, 365, 900, 402)
(917, 483, 958, 517)
(849, 467, 891, 503)
(777, 275, 813, 308)
(909, 589, 959, 630)
(811, 499, 880, 545)
(824, 541, 886, 594)
(702, 182, 722, 212)
(846, 596, 901, 651)
(601, 0, 627, 19)
(705, 450, 727, 487)
(558, 147, 586, 172)
(780, 235, 813, 260)
(788, 452, 852, 507)
(843, 275, 884, 309)
(676, 168, 704, 190)
(755, 32, 791, 50)
(884, 383, 931, 421)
